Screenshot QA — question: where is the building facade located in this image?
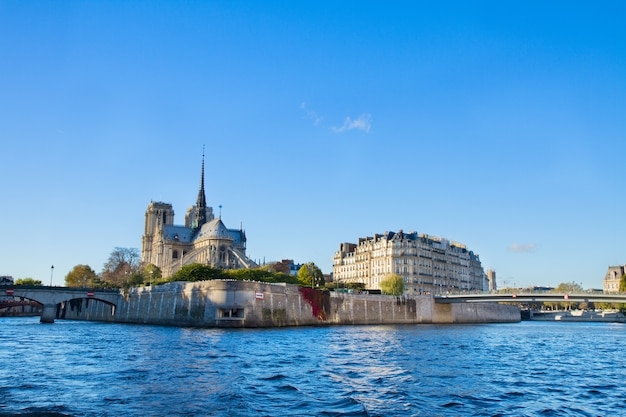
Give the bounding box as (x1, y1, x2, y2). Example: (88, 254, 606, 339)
(271, 259, 303, 276)
(333, 230, 487, 294)
(141, 154, 257, 277)
(486, 269, 497, 292)
(0, 276, 13, 285)
(603, 265, 625, 293)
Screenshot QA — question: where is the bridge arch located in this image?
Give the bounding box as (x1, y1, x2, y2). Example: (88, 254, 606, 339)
(0, 297, 42, 316)
(57, 296, 117, 321)
(1, 286, 120, 323)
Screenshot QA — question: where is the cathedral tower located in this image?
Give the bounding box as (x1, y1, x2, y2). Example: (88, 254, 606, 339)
(142, 201, 175, 267)
(193, 150, 208, 229)
(186, 149, 214, 229)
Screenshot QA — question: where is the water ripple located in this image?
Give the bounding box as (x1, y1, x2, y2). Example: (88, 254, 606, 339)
(2, 319, 626, 416)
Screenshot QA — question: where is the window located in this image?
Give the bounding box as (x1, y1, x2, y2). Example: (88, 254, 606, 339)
(217, 308, 245, 319)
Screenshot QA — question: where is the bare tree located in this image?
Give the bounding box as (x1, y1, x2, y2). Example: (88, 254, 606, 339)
(101, 247, 141, 287)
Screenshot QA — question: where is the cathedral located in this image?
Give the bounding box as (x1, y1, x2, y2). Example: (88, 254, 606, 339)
(140, 154, 257, 277)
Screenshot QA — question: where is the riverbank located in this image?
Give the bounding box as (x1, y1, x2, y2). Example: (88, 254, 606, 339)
(59, 280, 521, 327)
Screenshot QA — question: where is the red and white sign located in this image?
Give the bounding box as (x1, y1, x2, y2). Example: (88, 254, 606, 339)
(6, 289, 14, 296)
(87, 291, 95, 297)
(255, 292, 264, 300)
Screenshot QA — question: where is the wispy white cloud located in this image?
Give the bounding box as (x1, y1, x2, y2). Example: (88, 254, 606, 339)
(300, 102, 323, 126)
(508, 243, 536, 253)
(331, 113, 372, 133)
(300, 102, 372, 134)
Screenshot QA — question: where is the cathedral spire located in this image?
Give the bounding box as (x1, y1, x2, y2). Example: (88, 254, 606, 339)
(194, 147, 207, 229)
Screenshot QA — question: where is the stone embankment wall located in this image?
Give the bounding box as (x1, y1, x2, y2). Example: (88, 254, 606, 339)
(60, 280, 520, 327)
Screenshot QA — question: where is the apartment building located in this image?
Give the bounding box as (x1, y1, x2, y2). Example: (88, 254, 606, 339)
(603, 265, 625, 293)
(333, 230, 487, 294)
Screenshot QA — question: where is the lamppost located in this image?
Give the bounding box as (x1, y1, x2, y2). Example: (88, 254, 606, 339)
(50, 265, 54, 287)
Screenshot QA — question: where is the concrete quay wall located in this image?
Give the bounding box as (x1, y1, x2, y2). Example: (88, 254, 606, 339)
(60, 280, 520, 327)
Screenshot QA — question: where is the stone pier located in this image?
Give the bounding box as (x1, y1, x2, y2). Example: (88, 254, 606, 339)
(40, 304, 57, 323)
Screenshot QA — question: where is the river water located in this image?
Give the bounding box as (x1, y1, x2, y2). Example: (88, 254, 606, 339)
(1, 317, 625, 417)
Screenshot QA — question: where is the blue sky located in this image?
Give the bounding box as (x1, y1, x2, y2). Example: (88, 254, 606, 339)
(1, 1, 624, 289)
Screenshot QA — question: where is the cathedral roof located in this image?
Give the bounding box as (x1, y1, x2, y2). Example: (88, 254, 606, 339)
(195, 218, 233, 241)
(163, 225, 193, 243)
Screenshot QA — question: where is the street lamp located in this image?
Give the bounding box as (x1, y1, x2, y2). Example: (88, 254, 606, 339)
(50, 265, 54, 287)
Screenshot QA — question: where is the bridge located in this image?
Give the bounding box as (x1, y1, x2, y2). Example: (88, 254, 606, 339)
(434, 293, 626, 304)
(0, 285, 121, 323)
(0, 299, 41, 315)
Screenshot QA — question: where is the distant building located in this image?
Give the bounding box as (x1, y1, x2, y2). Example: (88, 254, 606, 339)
(333, 230, 487, 294)
(271, 259, 303, 276)
(141, 153, 257, 277)
(486, 269, 497, 292)
(0, 276, 14, 285)
(603, 265, 625, 293)
(526, 286, 554, 293)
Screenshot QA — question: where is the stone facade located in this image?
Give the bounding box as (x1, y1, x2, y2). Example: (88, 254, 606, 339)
(141, 153, 256, 277)
(333, 230, 487, 294)
(603, 265, 625, 293)
(57, 280, 520, 327)
(486, 269, 497, 291)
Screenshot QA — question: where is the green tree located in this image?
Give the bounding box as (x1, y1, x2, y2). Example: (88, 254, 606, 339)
(595, 302, 615, 310)
(380, 274, 405, 296)
(326, 281, 365, 292)
(127, 271, 144, 287)
(15, 278, 43, 286)
(298, 262, 325, 288)
(226, 268, 301, 285)
(616, 277, 626, 311)
(555, 281, 584, 293)
(171, 263, 225, 282)
(148, 264, 305, 287)
(142, 263, 162, 285)
(65, 265, 98, 288)
(554, 281, 584, 310)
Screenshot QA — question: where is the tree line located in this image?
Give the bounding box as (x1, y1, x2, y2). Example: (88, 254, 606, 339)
(509, 280, 626, 311)
(10, 248, 404, 297)
(58, 247, 408, 295)
(58, 247, 332, 291)
(24, 248, 626, 306)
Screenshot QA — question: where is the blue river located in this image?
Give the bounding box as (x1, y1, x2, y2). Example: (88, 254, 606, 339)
(1, 317, 625, 416)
